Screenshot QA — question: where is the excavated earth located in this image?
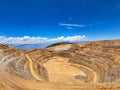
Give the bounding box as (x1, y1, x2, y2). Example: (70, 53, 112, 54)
(0, 40, 120, 90)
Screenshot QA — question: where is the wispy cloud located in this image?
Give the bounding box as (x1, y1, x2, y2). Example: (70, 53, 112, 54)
(66, 27, 74, 30)
(59, 23, 85, 28)
(59, 17, 87, 29)
(59, 23, 86, 29)
(0, 35, 86, 44)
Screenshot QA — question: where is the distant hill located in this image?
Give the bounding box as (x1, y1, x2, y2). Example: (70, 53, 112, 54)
(7, 41, 89, 50)
(8, 43, 49, 50)
(46, 42, 74, 48)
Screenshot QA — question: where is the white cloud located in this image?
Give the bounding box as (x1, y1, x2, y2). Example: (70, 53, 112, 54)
(66, 27, 74, 29)
(59, 23, 85, 28)
(0, 35, 87, 44)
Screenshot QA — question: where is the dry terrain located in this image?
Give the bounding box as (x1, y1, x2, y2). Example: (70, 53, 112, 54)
(0, 40, 120, 90)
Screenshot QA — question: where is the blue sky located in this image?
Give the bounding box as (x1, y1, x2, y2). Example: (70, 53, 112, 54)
(0, 0, 120, 44)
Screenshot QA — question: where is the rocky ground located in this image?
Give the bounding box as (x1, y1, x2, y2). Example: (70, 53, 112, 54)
(0, 39, 120, 90)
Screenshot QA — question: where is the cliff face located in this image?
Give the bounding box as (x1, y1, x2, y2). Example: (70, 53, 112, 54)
(0, 40, 120, 90)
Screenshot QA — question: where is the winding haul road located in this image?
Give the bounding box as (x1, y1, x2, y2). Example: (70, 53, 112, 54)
(25, 52, 44, 81)
(72, 63, 99, 83)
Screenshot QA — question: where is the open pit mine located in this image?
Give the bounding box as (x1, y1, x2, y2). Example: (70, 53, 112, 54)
(0, 40, 120, 90)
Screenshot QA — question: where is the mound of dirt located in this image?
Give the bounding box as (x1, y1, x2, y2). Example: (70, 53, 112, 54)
(0, 40, 120, 90)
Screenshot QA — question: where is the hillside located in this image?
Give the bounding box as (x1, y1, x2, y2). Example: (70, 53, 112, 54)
(0, 39, 120, 90)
